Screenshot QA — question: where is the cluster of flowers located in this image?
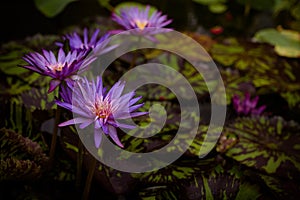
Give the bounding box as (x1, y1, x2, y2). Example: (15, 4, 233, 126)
(21, 6, 172, 148)
(21, 5, 266, 149)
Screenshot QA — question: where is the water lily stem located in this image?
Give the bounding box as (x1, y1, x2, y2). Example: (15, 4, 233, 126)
(49, 106, 61, 165)
(82, 156, 97, 200)
(76, 139, 84, 189)
(129, 36, 142, 69)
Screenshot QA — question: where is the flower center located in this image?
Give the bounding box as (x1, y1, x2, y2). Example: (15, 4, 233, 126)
(95, 99, 111, 119)
(135, 19, 148, 30)
(50, 63, 64, 72)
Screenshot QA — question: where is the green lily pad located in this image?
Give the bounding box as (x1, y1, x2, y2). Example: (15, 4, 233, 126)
(34, 0, 77, 18)
(114, 2, 158, 16)
(253, 28, 300, 58)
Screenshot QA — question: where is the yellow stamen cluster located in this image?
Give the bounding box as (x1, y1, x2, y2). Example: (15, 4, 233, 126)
(50, 63, 64, 72)
(135, 19, 148, 30)
(95, 99, 111, 119)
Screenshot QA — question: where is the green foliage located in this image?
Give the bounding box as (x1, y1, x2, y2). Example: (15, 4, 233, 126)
(136, 52, 210, 101)
(211, 38, 300, 96)
(224, 116, 300, 179)
(34, 0, 78, 18)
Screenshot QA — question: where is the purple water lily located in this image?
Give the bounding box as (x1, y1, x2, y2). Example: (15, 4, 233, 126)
(22, 48, 94, 93)
(56, 76, 147, 148)
(56, 28, 113, 54)
(233, 93, 266, 116)
(112, 5, 172, 38)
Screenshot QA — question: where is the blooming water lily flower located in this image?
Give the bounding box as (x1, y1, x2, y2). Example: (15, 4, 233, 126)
(56, 76, 147, 148)
(56, 28, 115, 55)
(22, 48, 94, 93)
(112, 5, 172, 38)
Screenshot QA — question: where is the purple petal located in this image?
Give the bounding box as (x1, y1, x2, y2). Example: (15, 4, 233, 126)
(129, 103, 144, 112)
(59, 117, 89, 127)
(48, 79, 61, 93)
(79, 119, 95, 129)
(130, 111, 148, 118)
(94, 128, 103, 148)
(108, 125, 124, 148)
(129, 96, 142, 106)
(55, 101, 72, 111)
(58, 48, 66, 63)
(115, 122, 136, 129)
(102, 123, 109, 134)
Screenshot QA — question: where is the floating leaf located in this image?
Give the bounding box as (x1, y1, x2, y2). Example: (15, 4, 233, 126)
(114, 2, 157, 16)
(224, 116, 300, 180)
(34, 0, 77, 18)
(253, 27, 300, 58)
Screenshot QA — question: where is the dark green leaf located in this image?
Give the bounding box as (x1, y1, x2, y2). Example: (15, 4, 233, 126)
(224, 116, 300, 180)
(34, 0, 77, 18)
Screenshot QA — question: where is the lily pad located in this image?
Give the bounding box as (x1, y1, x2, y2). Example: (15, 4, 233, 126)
(114, 2, 158, 16)
(34, 0, 77, 18)
(253, 27, 300, 58)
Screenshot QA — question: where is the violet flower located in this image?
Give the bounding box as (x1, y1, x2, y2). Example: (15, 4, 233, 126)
(111, 5, 172, 38)
(56, 76, 147, 148)
(56, 28, 114, 54)
(233, 93, 266, 116)
(22, 48, 94, 93)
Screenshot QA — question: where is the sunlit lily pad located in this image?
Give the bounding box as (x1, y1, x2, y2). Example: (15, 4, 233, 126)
(253, 27, 300, 58)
